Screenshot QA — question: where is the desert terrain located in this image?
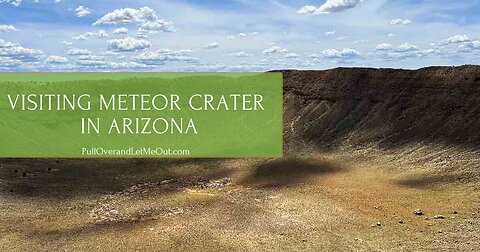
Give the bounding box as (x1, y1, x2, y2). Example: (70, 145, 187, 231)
(1, 66, 479, 251)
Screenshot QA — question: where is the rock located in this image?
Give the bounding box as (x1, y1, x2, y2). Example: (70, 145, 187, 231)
(198, 178, 233, 188)
(452, 210, 458, 214)
(376, 222, 382, 226)
(434, 215, 445, 219)
(414, 209, 423, 216)
(168, 207, 185, 215)
(159, 179, 176, 185)
(22, 172, 26, 177)
(398, 219, 404, 224)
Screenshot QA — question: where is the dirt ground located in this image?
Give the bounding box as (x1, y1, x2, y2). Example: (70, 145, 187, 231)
(0, 144, 479, 251)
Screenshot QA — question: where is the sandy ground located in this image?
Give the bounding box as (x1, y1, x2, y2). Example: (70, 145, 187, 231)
(0, 146, 479, 251)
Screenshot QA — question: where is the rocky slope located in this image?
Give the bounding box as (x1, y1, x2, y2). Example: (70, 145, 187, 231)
(281, 65, 480, 152)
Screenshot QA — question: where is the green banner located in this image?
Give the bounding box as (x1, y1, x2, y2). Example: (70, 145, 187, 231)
(0, 73, 283, 158)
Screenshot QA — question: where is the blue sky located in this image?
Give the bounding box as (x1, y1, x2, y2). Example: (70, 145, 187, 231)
(0, 0, 480, 71)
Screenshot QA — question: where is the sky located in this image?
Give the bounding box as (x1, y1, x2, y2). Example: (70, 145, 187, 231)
(0, 0, 480, 72)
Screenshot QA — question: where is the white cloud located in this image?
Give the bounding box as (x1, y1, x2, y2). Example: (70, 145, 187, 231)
(136, 30, 150, 38)
(74, 55, 112, 68)
(93, 7, 156, 25)
(183, 63, 227, 72)
(390, 19, 412, 25)
(0, 39, 44, 61)
(61, 41, 72, 46)
(0, 24, 19, 32)
(107, 37, 151, 52)
(373, 41, 437, 61)
(0, 0, 22, 7)
(73, 30, 108, 40)
(298, 0, 363, 15)
(203, 42, 219, 49)
(445, 34, 470, 44)
(285, 53, 299, 58)
(67, 48, 91, 56)
(113, 27, 129, 35)
(263, 46, 288, 55)
(0, 57, 22, 68)
(325, 31, 336, 36)
(96, 30, 108, 38)
(230, 51, 250, 57)
(323, 48, 360, 59)
(397, 42, 419, 52)
(470, 41, 480, 47)
(109, 62, 152, 70)
(135, 49, 197, 65)
(0, 39, 20, 48)
(377, 45, 435, 60)
(139, 19, 176, 33)
(237, 33, 247, 38)
(227, 32, 258, 40)
(77, 55, 104, 61)
(354, 39, 369, 44)
(76, 59, 107, 67)
(469, 41, 480, 48)
(72, 35, 87, 41)
(459, 40, 480, 50)
(75, 6, 91, 17)
(375, 43, 392, 50)
(101, 51, 119, 56)
(45, 55, 68, 64)
(387, 33, 396, 37)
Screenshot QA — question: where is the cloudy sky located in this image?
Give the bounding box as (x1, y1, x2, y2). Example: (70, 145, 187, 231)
(0, 0, 480, 71)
